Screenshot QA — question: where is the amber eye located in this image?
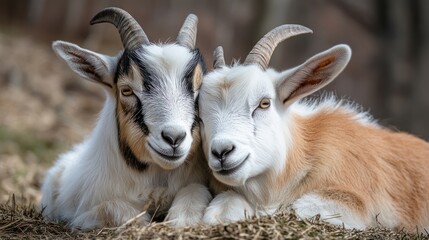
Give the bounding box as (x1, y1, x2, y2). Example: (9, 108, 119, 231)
(259, 98, 271, 109)
(120, 86, 133, 96)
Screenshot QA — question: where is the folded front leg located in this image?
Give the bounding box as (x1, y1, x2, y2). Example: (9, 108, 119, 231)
(166, 183, 212, 227)
(292, 188, 369, 229)
(71, 199, 150, 230)
(203, 190, 254, 225)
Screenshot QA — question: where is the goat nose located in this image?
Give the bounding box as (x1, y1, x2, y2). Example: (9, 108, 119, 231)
(161, 129, 186, 148)
(211, 142, 235, 161)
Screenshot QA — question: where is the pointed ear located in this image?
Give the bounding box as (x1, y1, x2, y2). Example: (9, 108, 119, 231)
(52, 41, 117, 88)
(192, 63, 204, 92)
(276, 44, 351, 105)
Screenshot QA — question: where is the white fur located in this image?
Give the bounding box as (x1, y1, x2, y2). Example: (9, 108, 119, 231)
(203, 191, 254, 225)
(289, 96, 377, 127)
(166, 183, 212, 227)
(292, 193, 367, 229)
(41, 93, 209, 229)
(199, 45, 372, 227)
(42, 39, 211, 229)
(201, 41, 429, 232)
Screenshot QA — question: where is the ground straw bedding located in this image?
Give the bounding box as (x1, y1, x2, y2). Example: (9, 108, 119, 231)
(0, 195, 425, 240)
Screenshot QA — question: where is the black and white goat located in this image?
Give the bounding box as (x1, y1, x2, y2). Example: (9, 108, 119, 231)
(41, 8, 211, 229)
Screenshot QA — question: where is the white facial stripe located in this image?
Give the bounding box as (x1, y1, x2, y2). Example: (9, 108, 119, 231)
(116, 43, 201, 168)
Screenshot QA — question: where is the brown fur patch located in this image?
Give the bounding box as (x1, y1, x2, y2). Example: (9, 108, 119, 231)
(193, 64, 203, 91)
(96, 203, 114, 227)
(315, 57, 335, 70)
(274, 108, 429, 230)
(285, 78, 323, 103)
(115, 62, 143, 94)
(316, 188, 366, 213)
(209, 176, 232, 195)
(217, 79, 233, 90)
(130, 64, 141, 83)
(118, 111, 151, 162)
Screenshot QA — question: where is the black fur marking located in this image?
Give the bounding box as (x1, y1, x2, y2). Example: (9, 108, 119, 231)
(119, 99, 135, 116)
(195, 49, 207, 75)
(189, 49, 206, 134)
(131, 99, 150, 135)
(116, 112, 149, 172)
(183, 49, 206, 95)
(116, 48, 206, 95)
(114, 48, 156, 92)
(113, 47, 207, 152)
(191, 94, 200, 134)
(114, 49, 132, 83)
(114, 49, 150, 135)
(128, 50, 156, 92)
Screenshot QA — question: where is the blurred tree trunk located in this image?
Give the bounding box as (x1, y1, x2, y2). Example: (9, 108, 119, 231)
(410, 0, 429, 139)
(28, 0, 46, 27)
(63, 0, 85, 36)
(332, 0, 427, 138)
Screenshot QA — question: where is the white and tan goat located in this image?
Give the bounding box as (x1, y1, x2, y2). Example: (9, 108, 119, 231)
(199, 25, 429, 232)
(41, 7, 211, 229)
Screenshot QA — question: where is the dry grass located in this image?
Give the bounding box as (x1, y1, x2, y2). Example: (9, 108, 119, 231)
(0, 196, 425, 239)
(0, 33, 426, 240)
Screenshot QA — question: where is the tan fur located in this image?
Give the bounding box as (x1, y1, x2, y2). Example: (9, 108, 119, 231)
(217, 79, 232, 91)
(316, 188, 366, 215)
(317, 57, 336, 69)
(96, 203, 114, 227)
(273, 108, 429, 231)
(117, 109, 152, 162)
(51, 167, 64, 205)
(115, 63, 152, 164)
(193, 64, 203, 91)
(209, 176, 232, 194)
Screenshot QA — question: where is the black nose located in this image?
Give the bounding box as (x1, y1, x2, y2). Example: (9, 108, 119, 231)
(161, 129, 186, 148)
(211, 144, 235, 162)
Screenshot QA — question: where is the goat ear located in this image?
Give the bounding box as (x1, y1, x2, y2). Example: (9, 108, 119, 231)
(276, 44, 351, 105)
(192, 63, 204, 91)
(52, 41, 116, 88)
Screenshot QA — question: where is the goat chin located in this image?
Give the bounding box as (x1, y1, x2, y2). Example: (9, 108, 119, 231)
(41, 95, 211, 229)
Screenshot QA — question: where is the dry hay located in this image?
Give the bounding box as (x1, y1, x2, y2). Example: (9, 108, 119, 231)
(0, 195, 425, 240)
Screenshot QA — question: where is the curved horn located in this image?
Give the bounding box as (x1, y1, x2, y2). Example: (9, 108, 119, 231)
(176, 14, 198, 49)
(244, 25, 312, 70)
(213, 46, 225, 69)
(90, 7, 149, 50)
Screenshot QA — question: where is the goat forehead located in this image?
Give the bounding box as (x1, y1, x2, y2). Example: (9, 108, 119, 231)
(142, 44, 194, 75)
(202, 66, 274, 107)
(120, 44, 197, 93)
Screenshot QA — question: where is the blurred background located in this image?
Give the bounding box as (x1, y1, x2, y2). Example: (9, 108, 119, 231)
(0, 0, 428, 204)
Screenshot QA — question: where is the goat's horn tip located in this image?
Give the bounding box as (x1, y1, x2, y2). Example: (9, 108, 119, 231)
(187, 13, 198, 20)
(89, 7, 122, 25)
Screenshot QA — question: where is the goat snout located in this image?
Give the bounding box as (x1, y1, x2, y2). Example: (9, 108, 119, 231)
(211, 139, 235, 163)
(161, 127, 187, 149)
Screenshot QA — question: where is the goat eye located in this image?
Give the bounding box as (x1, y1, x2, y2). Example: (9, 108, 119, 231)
(259, 98, 271, 109)
(120, 87, 133, 96)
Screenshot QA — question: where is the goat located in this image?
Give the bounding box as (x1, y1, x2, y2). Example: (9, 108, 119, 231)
(41, 7, 211, 229)
(198, 24, 429, 232)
